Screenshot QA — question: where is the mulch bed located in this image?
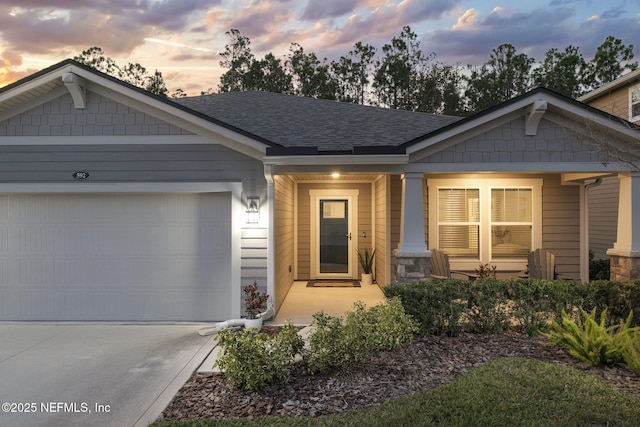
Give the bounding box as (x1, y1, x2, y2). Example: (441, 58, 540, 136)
(158, 329, 640, 422)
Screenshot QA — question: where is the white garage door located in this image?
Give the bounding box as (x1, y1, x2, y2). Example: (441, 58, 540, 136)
(0, 193, 232, 321)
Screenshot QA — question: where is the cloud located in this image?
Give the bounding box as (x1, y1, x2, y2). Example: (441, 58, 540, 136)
(0, 0, 216, 56)
(301, 0, 360, 20)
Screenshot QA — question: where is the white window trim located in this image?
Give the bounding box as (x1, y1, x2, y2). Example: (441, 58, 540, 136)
(630, 85, 640, 122)
(428, 178, 542, 272)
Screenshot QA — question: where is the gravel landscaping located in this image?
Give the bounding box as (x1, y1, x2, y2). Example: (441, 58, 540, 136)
(158, 330, 640, 422)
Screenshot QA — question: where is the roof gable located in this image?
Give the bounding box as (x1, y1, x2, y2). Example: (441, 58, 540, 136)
(406, 88, 640, 173)
(0, 60, 271, 158)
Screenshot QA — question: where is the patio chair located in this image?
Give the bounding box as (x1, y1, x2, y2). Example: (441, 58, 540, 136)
(525, 248, 557, 280)
(430, 249, 479, 281)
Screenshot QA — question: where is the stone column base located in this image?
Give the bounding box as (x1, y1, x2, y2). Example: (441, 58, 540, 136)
(609, 253, 640, 281)
(391, 250, 431, 283)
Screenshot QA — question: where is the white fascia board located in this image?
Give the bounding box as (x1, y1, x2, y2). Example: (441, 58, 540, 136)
(0, 67, 68, 104)
(0, 135, 209, 145)
(263, 154, 408, 166)
(403, 162, 628, 174)
(0, 86, 68, 123)
(0, 181, 243, 193)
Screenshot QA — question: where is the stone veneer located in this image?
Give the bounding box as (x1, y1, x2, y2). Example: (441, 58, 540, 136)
(391, 250, 431, 283)
(609, 254, 640, 282)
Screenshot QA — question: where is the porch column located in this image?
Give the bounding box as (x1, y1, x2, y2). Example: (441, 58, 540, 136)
(607, 172, 640, 281)
(392, 172, 430, 283)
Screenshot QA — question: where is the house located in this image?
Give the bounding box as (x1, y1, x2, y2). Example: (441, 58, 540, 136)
(578, 69, 640, 261)
(0, 59, 638, 321)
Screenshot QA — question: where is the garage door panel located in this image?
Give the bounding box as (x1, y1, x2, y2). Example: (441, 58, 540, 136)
(0, 193, 233, 321)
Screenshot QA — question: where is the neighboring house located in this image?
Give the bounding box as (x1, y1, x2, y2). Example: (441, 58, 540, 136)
(0, 59, 639, 321)
(578, 69, 640, 260)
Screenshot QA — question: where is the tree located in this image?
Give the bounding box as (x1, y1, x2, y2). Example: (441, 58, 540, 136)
(586, 35, 638, 91)
(74, 46, 170, 97)
(465, 43, 534, 113)
(287, 43, 336, 99)
(246, 53, 292, 93)
(415, 63, 465, 115)
(373, 26, 433, 110)
(331, 41, 376, 104)
(218, 29, 255, 92)
(532, 45, 588, 98)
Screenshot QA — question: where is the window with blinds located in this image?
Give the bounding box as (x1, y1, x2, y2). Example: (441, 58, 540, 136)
(490, 188, 532, 259)
(437, 188, 480, 257)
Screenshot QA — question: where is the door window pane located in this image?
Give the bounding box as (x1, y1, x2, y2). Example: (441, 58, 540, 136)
(319, 200, 349, 273)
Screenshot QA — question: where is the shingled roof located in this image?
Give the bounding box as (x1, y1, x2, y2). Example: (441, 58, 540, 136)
(174, 91, 462, 153)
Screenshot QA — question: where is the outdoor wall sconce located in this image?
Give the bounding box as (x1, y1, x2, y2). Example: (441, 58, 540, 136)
(246, 196, 260, 224)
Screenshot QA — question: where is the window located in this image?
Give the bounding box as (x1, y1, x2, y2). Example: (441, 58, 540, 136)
(429, 178, 542, 270)
(631, 86, 640, 122)
(491, 188, 532, 259)
(437, 188, 479, 258)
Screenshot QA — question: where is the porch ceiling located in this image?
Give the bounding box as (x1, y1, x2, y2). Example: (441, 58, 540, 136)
(288, 173, 383, 181)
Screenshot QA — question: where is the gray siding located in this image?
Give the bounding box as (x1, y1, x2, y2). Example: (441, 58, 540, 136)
(417, 117, 608, 164)
(0, 144, 266, 187)
(542, 174, 581, 280)
(0, 91, 192, 137)
(588, 176, 619, 259)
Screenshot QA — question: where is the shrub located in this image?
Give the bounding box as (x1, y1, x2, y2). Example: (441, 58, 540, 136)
(544, 308, 634, 366)
(622, 329, 640, 374)
(507, 279, 553, 336)
(383, 279, 469, 336)
(589, 250, 610, 281)
(304, 298, 418, 374)
(214, 322, 304, 390)
(466, 278, 510, 334)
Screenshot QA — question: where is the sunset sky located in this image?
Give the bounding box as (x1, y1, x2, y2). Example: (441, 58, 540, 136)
(0, 0, 638, 96)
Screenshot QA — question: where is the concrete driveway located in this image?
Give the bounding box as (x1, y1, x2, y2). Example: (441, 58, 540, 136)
(0, 323, 217, 427)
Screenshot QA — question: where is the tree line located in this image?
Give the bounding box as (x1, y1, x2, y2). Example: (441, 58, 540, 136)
(74, 26, 637, 116)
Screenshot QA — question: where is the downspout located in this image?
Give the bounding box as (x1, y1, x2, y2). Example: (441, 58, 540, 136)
(582, 178, 603, 282)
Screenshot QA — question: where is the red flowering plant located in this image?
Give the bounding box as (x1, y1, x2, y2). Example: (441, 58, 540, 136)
(243, 281, 269, 319)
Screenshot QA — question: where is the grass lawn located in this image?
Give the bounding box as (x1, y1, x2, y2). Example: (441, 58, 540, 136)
(152, 357, 640, 426)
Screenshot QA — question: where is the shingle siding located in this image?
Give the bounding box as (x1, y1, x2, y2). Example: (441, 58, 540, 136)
(0, 91, 193, 137)
(418, 118, 607, 164)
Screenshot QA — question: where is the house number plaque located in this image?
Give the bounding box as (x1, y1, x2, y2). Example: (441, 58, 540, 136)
(72, 171, 90, 180)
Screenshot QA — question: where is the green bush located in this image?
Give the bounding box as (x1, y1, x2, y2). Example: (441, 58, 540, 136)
(507, 279, 552, 336)
(579, 280, 640, 327)
(466, 278, 510, 334)
(214, 322, 304, 390)
(622, 329, 640, 374)
(383, 279, 469, 336)
(304, 298, 418, 374)
(544, 308, 634, 366)
(589, 250, 610, 281)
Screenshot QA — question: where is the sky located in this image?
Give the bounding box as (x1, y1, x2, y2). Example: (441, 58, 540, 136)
(0, 0, 638, 96)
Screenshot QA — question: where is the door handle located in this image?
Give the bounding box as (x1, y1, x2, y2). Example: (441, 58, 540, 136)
(346, 233, 352, 240)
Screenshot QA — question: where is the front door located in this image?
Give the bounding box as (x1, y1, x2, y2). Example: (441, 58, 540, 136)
(310, 190, 358, 279)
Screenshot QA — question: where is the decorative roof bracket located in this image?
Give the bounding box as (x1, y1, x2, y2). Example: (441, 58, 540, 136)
(525, 99, 547, 136)
(61, 72, 86, 109)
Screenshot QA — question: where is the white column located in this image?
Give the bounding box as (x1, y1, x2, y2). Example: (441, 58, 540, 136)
(264, 165, 276, 307)
(609, 172, 640, 256)
(397, 172, 427, 254)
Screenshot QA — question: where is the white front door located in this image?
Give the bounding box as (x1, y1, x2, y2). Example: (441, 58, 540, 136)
(310, 190, 358, 279)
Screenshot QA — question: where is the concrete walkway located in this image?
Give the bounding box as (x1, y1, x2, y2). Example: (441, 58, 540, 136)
(0, 324, 217, 427)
